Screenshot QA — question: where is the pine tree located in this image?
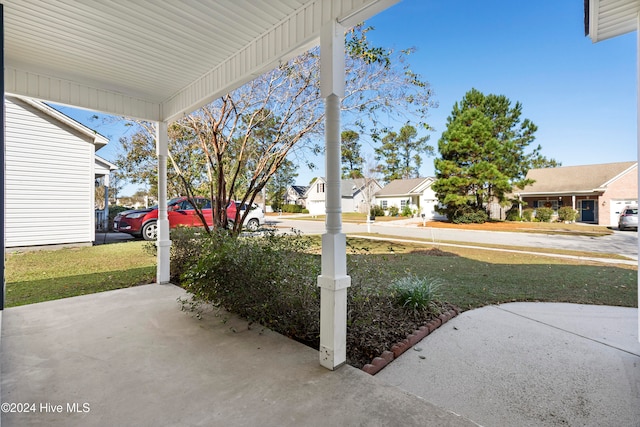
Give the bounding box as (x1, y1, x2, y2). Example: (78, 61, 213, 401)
(433, 88, 557, 223)
(375, 124, 432, 182)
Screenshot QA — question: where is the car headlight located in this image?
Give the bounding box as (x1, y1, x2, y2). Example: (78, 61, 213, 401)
(125, 212, 147, 219)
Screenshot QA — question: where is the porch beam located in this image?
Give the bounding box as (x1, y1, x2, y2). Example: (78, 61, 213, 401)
(318, 20, 349, 370)
(156, 121, 171, 284)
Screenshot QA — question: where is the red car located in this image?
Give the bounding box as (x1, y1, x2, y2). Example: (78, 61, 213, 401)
(113, 196, 237, 241)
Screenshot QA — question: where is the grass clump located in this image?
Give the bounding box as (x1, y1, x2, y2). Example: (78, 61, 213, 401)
(392, 274, 442, 312)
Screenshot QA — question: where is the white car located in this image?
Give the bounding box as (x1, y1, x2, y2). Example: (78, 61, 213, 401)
(231, 201, 266, 231)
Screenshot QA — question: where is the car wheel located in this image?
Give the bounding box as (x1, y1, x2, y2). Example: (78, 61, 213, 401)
(246, 218, 259, 231)
(142, 221, 158, 241)
(619, 224, 625, 231)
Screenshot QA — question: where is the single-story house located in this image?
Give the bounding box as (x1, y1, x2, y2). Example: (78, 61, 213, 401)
(305, 177, 382, 216)
(284, 185, 309, 207)
(375, 177, 446, 220)
(6, 95, 112, 248)
(516, 161, 638, 226)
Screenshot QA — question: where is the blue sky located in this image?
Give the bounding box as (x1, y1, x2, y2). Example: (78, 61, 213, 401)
(57, 0, 637, 195)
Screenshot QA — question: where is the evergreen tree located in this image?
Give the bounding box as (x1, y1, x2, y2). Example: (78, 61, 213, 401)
(433, 88, 557, 222)
(374, 124, 432, 182)
(341, 130, 363, 178)
(266, 159, 298, 210)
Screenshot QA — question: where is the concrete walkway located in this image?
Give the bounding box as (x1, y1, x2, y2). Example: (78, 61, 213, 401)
(376, 302, 640, 427)
(0, 284, 477, 427)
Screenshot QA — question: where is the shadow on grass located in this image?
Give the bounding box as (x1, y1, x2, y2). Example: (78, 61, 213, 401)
(350, 253, 638, 311)
(6, 266, 156, 307)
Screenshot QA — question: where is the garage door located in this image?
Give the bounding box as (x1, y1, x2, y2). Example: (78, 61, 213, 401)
(610, 199, 638, 226)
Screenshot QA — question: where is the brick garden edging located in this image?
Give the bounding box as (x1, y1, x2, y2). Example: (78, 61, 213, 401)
(361, 306, 461, 375)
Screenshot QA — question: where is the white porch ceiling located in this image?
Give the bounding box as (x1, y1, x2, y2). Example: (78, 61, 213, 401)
(3, 0, 399, 122)
(587, 0, 640, 42)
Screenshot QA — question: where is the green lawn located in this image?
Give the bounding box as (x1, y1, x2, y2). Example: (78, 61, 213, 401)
(5, 241, 156, 307)
(340, 237, 637, 310)
(4, 237, 637, 309)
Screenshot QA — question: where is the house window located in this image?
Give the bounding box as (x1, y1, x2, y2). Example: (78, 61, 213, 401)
(317, 183, 325, 193)
(380, 200, 387, 209)
(400, 199, 409, 209)
(536, 200, 559, 211)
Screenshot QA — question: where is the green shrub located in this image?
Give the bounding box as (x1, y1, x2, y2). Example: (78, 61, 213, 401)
(522, 208, 534, 222)
(175, 232, 447, 368)
(535, 207, 554, 222)
(388, 206, 399, 216)
(301, 209, 309, 214)
(451, 207, 488, 224)
(558, 206, 577, 222)
(169, 227, 215, 282)
(178, 230, 322, 344)
(401, 205, 413, 217)
(505, 205, 521, 221)
(281, 204, 303, 213)
(370, 205, 385, 217)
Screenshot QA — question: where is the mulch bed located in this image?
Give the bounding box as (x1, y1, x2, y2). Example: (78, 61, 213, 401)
(357, 304, 461, 375)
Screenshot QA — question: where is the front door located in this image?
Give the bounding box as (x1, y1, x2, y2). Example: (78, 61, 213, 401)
(581, 200, 595, 222)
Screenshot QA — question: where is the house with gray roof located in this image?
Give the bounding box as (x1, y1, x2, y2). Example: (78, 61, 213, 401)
(375, 177, 446, 220)
(516, 161, 637, 226)
(284, 185, 309, 208)
(304, 177, 381, 216)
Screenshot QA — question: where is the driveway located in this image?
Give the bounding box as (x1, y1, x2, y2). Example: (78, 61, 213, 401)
(376, 303, 640, 426)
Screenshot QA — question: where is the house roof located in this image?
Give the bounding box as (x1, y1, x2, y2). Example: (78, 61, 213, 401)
(290, 185, 309, 197)
(341, 178, 380, 197)
(10, 95, 110, 149)
(304, 177, 377, 198)
(518, 161, 637, 195)
(4, 0, 399, 123)
(586, 0, 639, 42)
(376, 178, 432, 197)
(95, 155, 118, 172)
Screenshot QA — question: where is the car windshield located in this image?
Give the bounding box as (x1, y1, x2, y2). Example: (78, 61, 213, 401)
(147, 198, 178, 210)
(625, 208, 638, 215)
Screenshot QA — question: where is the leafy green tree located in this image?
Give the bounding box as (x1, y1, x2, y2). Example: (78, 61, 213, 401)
(341, 130, 363, 179)
(374, 124, 432, 182)
(433, 88, 557, 222)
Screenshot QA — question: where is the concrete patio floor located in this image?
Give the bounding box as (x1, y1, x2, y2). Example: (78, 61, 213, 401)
(0, 284, 477, 427)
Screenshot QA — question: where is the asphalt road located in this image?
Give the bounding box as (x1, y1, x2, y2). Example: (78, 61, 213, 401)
(269, 217, 639, 260)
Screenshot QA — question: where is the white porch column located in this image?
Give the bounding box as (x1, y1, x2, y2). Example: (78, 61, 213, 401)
(318, 20, 349, 370)
(636, 12, 639, 342)
(1, 3, 5, 310)
(103, 173, 110, 231)
(156, 121, 171, 284)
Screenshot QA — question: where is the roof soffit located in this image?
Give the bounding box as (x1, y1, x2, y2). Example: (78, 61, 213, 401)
(3, 0, 400, 122)
(588, 0, 639, 42)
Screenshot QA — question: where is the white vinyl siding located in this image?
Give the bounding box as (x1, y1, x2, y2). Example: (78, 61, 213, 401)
(5, 97, 95, 247)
